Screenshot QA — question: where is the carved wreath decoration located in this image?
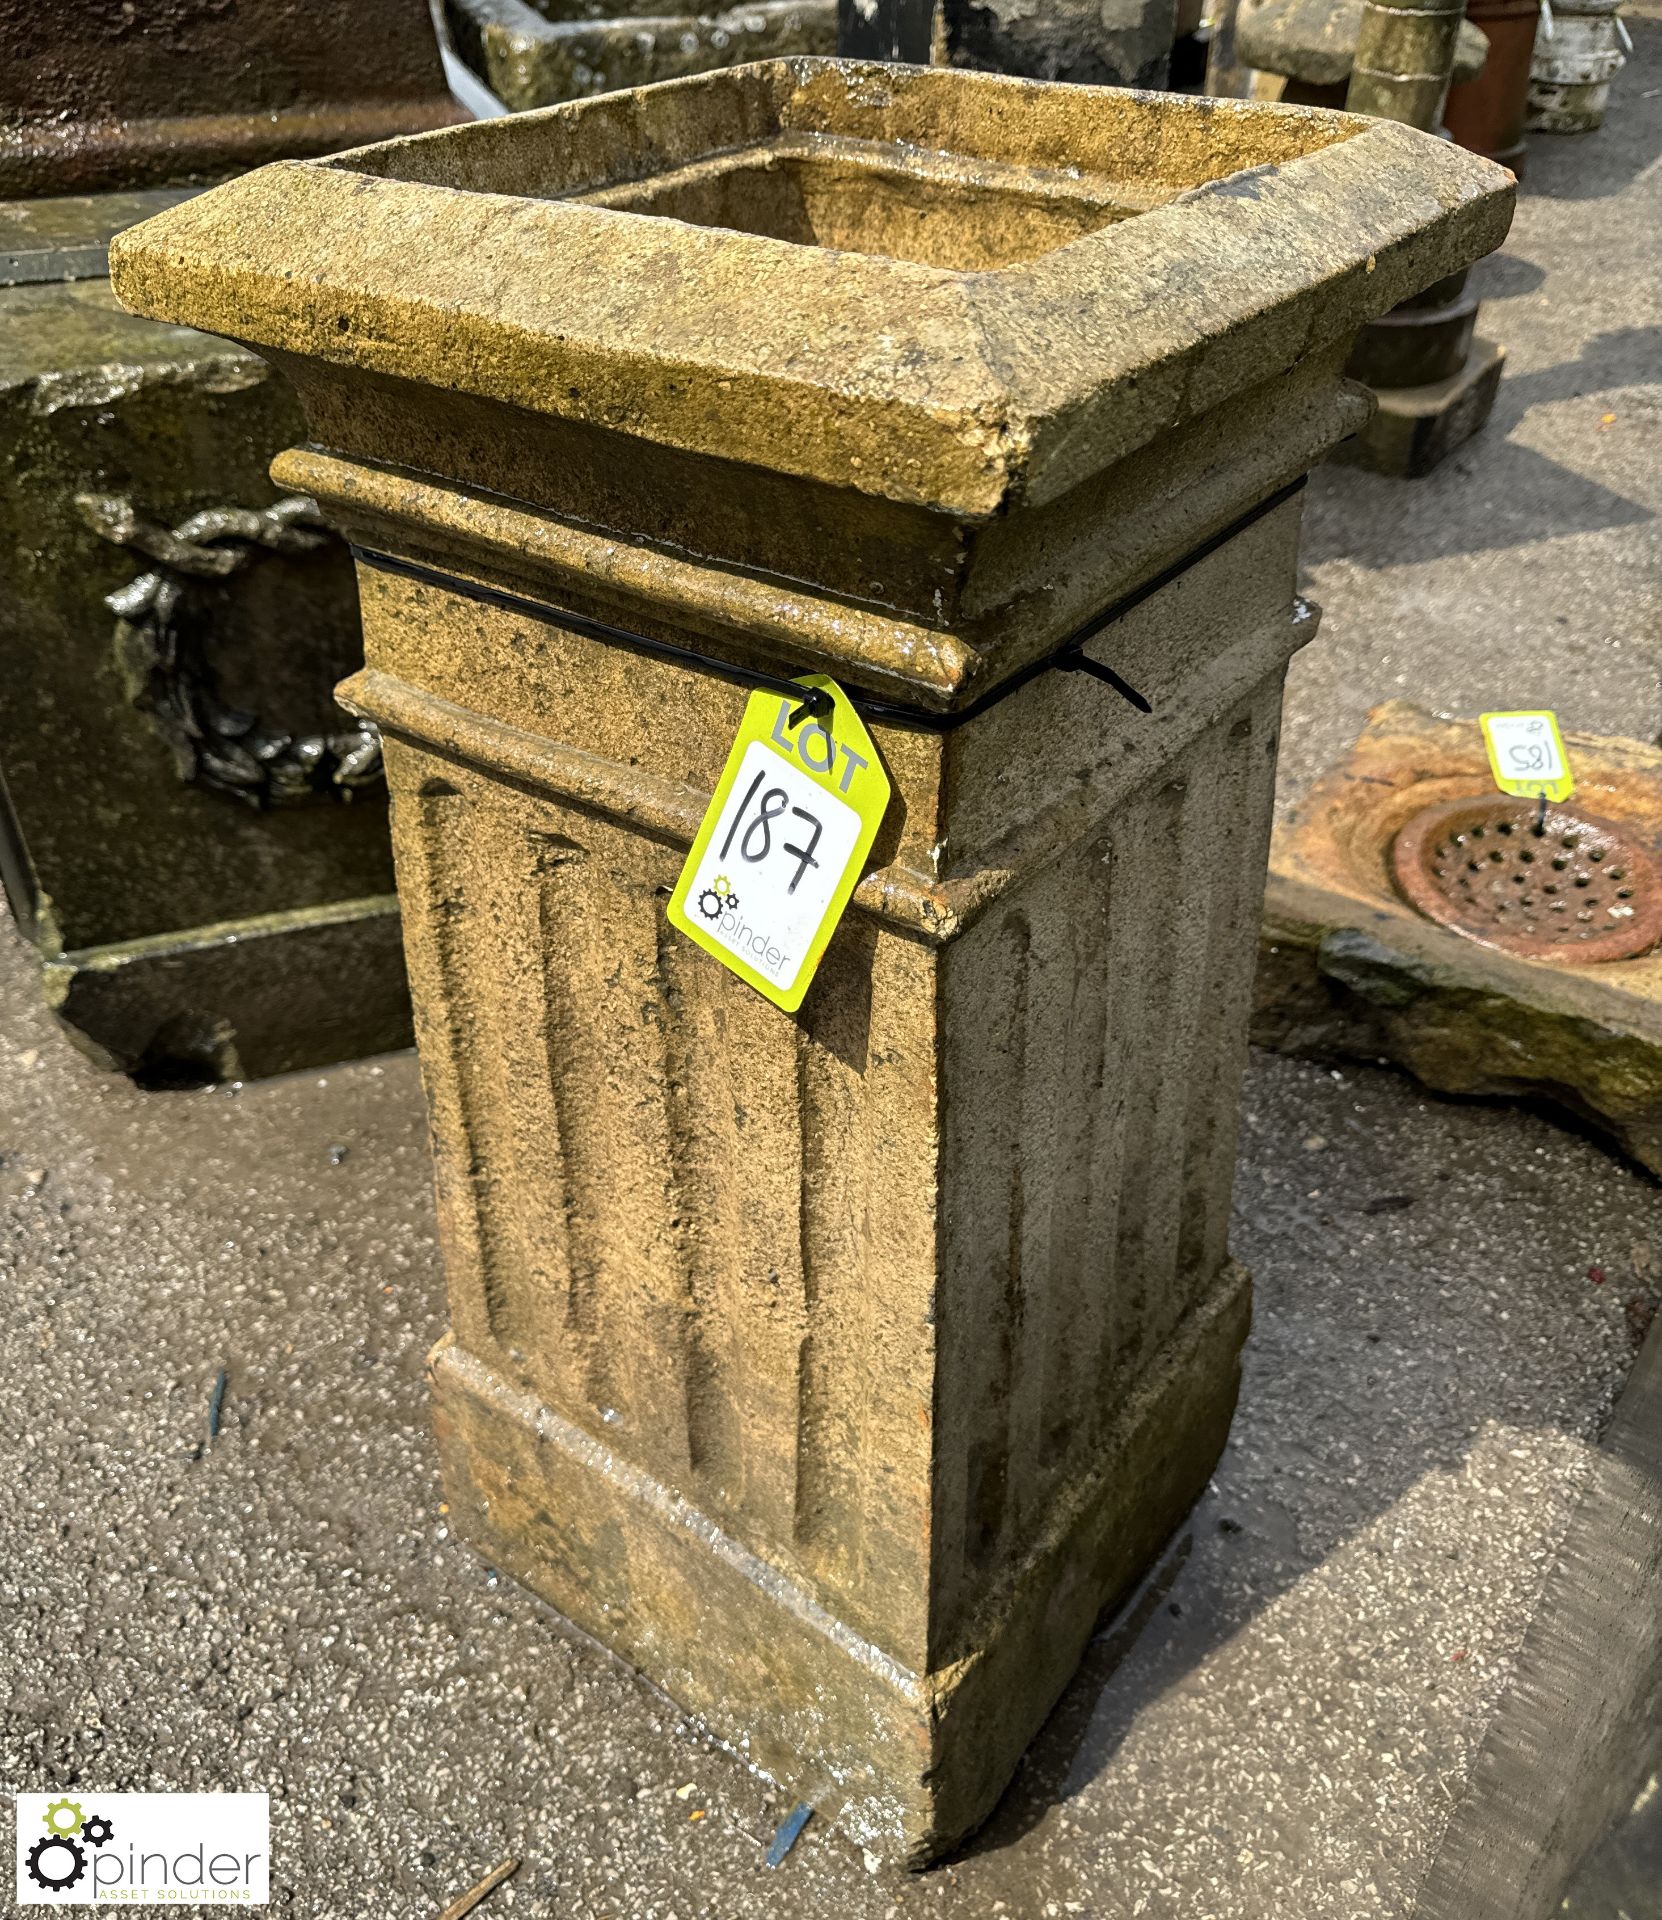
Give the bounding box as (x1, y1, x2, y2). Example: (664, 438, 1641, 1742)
(76, 492, 383, 808)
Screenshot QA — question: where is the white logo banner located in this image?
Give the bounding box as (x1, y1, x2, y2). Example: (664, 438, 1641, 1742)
(15, 1794, 269, 1905)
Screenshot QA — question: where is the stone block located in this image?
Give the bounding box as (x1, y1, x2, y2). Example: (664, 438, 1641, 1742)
(938, 0, 1179, 89)
(0, 233, 411, 1080)
(1238, 0, 1492, 90)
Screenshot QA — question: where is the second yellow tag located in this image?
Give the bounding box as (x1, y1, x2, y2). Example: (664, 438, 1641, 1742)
(1480, 709, 1575, 804)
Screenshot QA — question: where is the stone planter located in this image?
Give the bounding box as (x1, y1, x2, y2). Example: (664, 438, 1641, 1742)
(1442, 0, 1543, 170)
(0, 247, 412, 1081)
(1528, 0, 1628, 132)
(111, 59, 1512, 1859)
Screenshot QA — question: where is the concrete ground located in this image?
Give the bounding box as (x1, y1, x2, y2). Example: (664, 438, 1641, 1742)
(3, 21, 1661, 1919)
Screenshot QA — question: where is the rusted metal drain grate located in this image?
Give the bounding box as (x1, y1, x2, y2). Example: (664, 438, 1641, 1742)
(1390, 795, 1662, 963)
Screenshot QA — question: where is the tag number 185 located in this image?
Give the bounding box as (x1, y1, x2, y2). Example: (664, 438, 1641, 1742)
(721, 772, 823, 895)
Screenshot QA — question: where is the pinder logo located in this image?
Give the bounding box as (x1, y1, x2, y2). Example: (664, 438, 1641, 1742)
(14, 1794, 268, 1905)
(24, 1799, 109, 1894)
(696, 873, 740, 922)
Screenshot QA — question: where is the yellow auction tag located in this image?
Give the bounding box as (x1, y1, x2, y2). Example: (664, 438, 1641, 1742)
(1480, 709, 1575, 804)
(668, 675, 890, 1012)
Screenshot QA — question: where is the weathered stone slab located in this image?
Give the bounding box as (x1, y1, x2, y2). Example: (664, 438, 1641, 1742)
(1256, 701, 1662, 1175)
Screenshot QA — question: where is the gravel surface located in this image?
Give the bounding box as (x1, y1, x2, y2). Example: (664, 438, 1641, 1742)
(3, 20, 1660, 1916)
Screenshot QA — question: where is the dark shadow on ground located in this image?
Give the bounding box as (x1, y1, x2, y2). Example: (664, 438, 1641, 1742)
(1473, 251, 1548, 304)
(1299, 326, 1659, 570)
(1488, 326, 1662, 436)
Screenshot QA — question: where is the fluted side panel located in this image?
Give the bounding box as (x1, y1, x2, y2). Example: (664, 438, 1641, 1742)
(1004, 824, 1117, 1546)
(385, 753, 499, 1355)
(1031, 825, 1122, 1466)
(794, 922, 938, 1658)
(387, 750, 937, 1663)
(471, 820, 592, 1408)
(1112, 736, 1230, 1374)
(1177, 683, 1284, 1290)
(654, 912, 808, 1539)
(934, 679, 1281, 1656)
(951, 907, 1031, 1575)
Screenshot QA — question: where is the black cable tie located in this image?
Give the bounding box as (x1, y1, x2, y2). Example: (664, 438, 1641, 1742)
(788, 687, 833, 728)
(1056, 652, 1153, 713)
